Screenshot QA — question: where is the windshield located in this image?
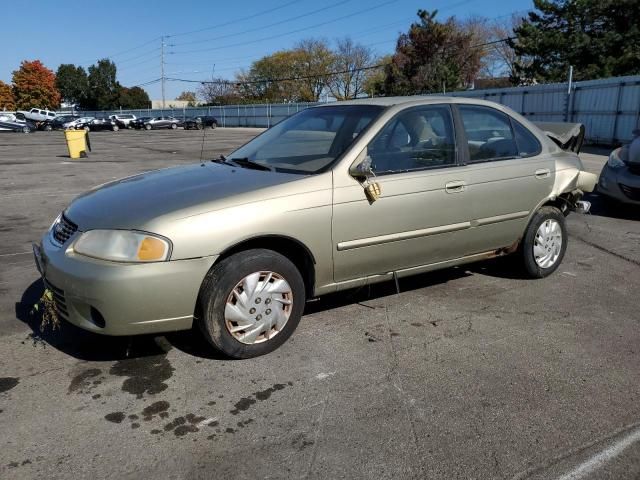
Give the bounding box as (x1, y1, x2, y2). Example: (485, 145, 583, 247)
(228, 105, 383, 174)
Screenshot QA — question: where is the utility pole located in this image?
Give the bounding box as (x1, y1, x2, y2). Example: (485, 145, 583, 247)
(161, 36, 166, 109)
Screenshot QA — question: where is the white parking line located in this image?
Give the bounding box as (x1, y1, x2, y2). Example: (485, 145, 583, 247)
(557, 426, 640, 480)
(0, 252, 31, 257)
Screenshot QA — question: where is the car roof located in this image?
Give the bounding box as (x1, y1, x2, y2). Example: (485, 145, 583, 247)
(314, 95, 508, 109)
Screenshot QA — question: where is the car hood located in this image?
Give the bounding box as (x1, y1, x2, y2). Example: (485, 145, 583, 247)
(65, 162, 304, 230)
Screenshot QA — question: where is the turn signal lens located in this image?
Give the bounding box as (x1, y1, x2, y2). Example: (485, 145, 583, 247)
(137, 237, 167, 261)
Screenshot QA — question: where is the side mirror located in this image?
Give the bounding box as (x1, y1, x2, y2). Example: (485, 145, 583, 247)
(349, 154, 381, 204)
(349, 155, 374, 178)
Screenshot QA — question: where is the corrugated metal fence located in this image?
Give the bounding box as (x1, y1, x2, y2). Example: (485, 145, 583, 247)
(448, 75, 640, 144)
(77, 75, 640, 144)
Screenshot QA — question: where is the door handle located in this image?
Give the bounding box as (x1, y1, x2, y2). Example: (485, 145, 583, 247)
(445, 180, 466, 193)
(535, 168, 551, 179)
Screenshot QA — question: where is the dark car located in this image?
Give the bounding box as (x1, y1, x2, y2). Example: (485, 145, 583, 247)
(144, 116, 179, 130)
(78, 117, 119, 132)
(182, 117, 204, 130)
(50, 115, 79, 130)
(130, 117, 152, 129)
(0, 116, 35, 133)
(199, 115, 218, 128)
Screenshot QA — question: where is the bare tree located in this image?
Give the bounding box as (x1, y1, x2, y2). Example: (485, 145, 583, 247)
(328, 38, 375, 100)
(294, 38, 334, 101)
(197, 77, 239, 105)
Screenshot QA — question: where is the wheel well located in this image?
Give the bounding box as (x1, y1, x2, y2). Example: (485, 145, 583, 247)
(543, 192, 580, 216)
(216, 236, 316, 297)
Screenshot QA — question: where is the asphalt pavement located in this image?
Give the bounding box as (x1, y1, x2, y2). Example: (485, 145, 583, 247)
(1, 129, 639, 479)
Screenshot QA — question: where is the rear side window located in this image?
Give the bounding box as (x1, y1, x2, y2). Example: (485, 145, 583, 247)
(459, 106, 517, 162)
(513, 120, 542, 157)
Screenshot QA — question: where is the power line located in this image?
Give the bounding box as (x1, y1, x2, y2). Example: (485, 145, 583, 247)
(170, 0, 399, 55)
(166, 0, 301, 38)
(170, 0, 353, 47)
(161, 36, 514, 87)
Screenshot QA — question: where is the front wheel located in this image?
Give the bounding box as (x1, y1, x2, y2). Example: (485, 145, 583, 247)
(198, 249, 306, 359)
(145, 124, 152, 130)
(171, 123, 177, 129)
(520, 206, 567, 278)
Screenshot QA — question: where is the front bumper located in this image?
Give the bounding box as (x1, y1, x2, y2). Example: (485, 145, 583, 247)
(598, 164, 640, 205)
(35, 234, 217, 336)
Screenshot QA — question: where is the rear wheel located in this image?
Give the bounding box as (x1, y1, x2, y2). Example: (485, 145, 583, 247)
(21, 126, 31, 134)
(198, 249, 305, 359)
(520, 206, 567, 278)
(171, 123, 177, 129)
(211, 122, 217, 129)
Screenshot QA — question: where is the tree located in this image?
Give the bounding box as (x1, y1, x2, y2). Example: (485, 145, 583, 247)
(86, 59, 118, 110)
(294, 38, 334, 101)
(55, 64, 88, 106)
(118, 86, 150, 109)
(510, 0, 640, 83)
(327, 38, 375, 100)
(363, 55, 392, 97)
(198, 77, 240, 105)
(176, 91, 197, 106)
(0, 80, 16, 110)
(12, 60, 60, 110)
(380, 10, 485, 95)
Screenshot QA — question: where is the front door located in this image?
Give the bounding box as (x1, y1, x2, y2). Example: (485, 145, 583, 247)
(332, 104, 473, 284)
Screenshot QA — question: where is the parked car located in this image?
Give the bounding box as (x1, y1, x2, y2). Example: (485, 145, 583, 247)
(130, 117, 152, 129)
(50, 115, 79, 130)
(17, 108, 57, 122)
(109, 114, 137, 128)
(182, 117, 204, 130)
(64, 117, 94, 130)
(598, 130, 640, 205)
(198, 115, 218, 129)
(34, 97, 597, 359)
(144, 116, 180, 130)
(87, 117, 120, 132)
(0, 116, 35, 133)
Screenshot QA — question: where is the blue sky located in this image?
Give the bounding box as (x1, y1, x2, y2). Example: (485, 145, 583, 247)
(1, 0, 533, 100)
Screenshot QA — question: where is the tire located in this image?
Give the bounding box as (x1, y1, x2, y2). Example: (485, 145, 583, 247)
(198, 249, 306, 359)
(196, 124, 202, 130)
(145, 124, 152, 130)
(44, 124, 52, 131)
(112, 125, 119, 132)
(171, 123, 177, 129)
(21, 126, 31, 134)
(520, 206, 567, 278)
(84, 126, 90, 131)
(211, 122, 217, 129)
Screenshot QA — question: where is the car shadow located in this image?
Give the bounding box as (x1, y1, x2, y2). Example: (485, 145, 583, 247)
(14, 259, 524, 362)
(14, 278, 216, 362)
(583, 192, 640, 221)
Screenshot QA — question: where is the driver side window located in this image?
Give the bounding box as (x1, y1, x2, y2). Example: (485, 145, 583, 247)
(367, 105, 456, 174)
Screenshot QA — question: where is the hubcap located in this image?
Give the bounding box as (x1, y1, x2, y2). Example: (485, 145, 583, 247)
(224, 271, 293, 345)
(533, 219, 562, 268)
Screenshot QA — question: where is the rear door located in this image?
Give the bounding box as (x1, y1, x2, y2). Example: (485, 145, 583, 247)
(452, 104, 554, 254)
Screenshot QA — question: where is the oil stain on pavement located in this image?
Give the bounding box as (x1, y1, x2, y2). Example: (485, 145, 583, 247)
(0, 377, 19, 393)
(109, 354, 174, 398)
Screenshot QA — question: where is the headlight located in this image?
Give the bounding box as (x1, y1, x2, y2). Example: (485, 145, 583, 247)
(73, 230, 171, 262)
(607, 148, 626, 168)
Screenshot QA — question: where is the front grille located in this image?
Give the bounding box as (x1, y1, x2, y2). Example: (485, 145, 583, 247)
(51, 214, 78, 246)
(44, 280, 68, 319)
(619, 183, 640, 201)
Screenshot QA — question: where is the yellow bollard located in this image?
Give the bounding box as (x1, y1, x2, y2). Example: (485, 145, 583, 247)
(64, 129, 90, 159)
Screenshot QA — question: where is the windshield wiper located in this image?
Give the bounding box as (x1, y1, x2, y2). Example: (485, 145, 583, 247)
(229, 157, 273, 171)
(210, 154, 235, 166)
